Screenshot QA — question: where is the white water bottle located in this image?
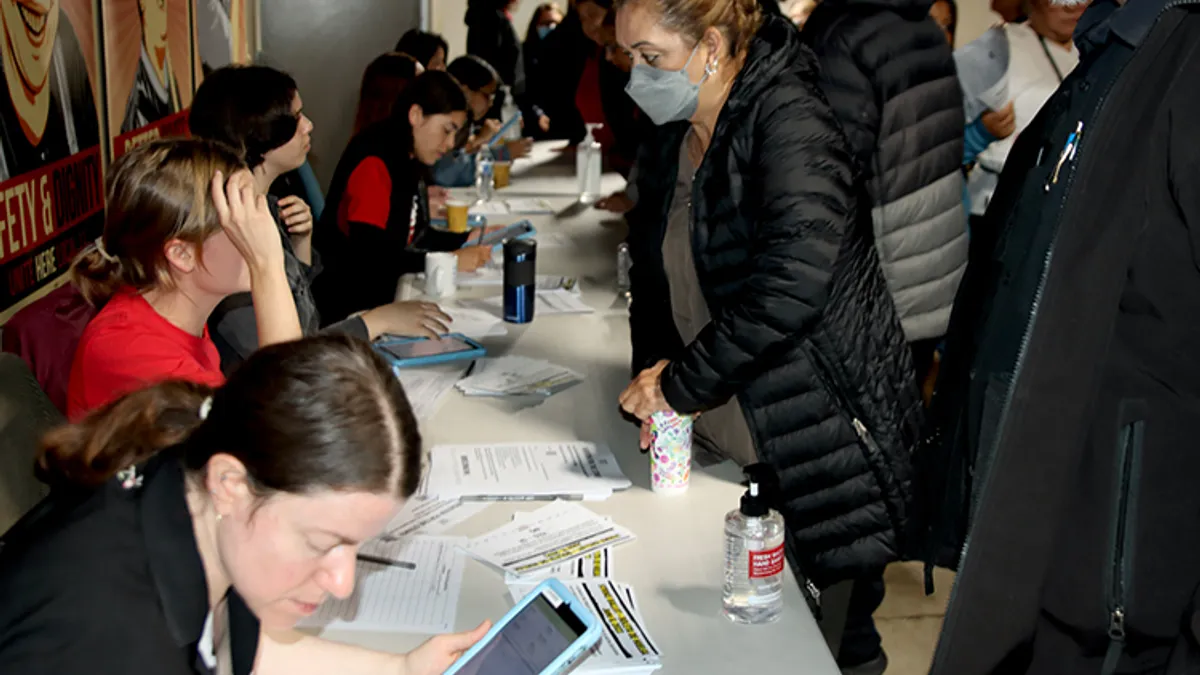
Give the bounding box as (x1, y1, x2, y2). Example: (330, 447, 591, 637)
(475, 144, 495, 203)
(577, 123, 602, 203)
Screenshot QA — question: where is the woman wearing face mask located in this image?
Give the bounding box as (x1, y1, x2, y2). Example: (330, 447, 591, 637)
(0, 335, 490, 675)
(66, 139, 303, 420)
(523, 3, 565, 85)
(189, 65, 452, 373)
(313, 71, 493, 324)
(431, 55, 535, 188)
(614, 0, 921, 636)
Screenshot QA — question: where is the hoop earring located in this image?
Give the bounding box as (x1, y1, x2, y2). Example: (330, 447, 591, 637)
(705, 60, 719, 76)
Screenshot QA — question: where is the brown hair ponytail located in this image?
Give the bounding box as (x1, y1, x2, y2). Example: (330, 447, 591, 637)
(620, 0, 763, 56)
(69, 138, 246, 308)
(37, 381, 215, 488)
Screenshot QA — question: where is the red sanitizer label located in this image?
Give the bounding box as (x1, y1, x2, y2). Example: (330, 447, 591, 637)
(749, 544, 785, 578)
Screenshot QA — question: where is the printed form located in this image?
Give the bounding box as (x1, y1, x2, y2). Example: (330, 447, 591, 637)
(424, 442, 632, 500)
(299, 536, 465, 633)
(465, 502, 635, 577)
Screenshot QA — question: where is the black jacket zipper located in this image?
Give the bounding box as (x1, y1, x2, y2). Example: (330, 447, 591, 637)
(1101, 420, 1143, 675)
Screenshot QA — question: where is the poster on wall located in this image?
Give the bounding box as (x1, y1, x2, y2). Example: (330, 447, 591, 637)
(0, 0, 106, 315)
(103, 0, 193, 158)
(194, 0, 248, 75)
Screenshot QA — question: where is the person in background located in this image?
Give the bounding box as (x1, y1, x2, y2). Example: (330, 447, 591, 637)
(395, 29, 449, 71)
(465, 0, 521, 96)
(615, 6, 920, 675)
(189, 65, 453, 373)
(526, 0, 638, 159)
(961, 0, 1086, 233)
(66, 139, 303, 420)
(919, 0, 1200, 671)
(432, 55, 534, 188)
(0, 336, 490, 675)
(351, 52, 452, 215)
(523, 2, 565, 90)
(797, 0, 965, 670)
(929, 0, 955, 43)
(313, 71, 493, 324)
(353, 52, 424, 135)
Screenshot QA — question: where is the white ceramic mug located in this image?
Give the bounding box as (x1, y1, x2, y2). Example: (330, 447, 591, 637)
(424, 252, 457, 298)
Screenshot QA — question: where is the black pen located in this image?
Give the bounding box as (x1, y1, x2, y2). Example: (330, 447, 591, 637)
(357, 554, 416, 570)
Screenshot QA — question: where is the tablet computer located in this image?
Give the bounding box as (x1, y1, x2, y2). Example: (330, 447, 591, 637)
(462, 220, 536, 249)
(445, 579, 602, 675)
(373, 334, 485, 368)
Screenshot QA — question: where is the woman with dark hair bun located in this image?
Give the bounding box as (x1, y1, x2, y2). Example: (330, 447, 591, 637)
(314, 71, 494, 324)
(395, 29, 449, 71)
(190, 65, 452, 373)
(0, 335, 490, 675)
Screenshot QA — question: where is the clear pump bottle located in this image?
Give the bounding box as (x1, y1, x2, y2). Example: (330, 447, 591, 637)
(577, 123, 603, 203)
(475, 144, 495, 203)
(723, 465, 785, 624)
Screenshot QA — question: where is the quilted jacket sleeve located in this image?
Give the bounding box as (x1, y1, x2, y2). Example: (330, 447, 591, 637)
(661, 85, 856, 413)
(808, 31, 880, 175)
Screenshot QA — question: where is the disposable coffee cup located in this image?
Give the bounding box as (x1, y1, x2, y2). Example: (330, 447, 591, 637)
(493, 161, 512, 189)
(446, 200, 470, 233)
(650, 411, 693, 495)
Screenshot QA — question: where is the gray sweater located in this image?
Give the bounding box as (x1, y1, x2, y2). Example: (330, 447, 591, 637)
(208, 196, 368, 374)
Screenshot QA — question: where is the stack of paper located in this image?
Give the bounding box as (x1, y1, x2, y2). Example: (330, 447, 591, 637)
(464, 501, 636, 578)
(457, 273, 580, 293)
(299, 535, 466, 633)
(377, 496, 492, 541)
(393, 364, 471, 421)
(563, 581, 663, 674)
(505, 511, 614, 598)
(455, 356, 583, 397)
(424, 442, 632, 501)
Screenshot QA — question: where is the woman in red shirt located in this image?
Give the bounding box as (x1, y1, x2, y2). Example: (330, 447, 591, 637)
(66, 139, 303, 419)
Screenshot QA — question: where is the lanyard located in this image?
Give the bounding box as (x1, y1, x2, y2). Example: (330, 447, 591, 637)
(1039, 36, 1066, 83)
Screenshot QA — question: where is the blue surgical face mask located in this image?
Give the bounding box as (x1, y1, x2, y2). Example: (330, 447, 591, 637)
(624, 43, 714, 126)
(536, 24, 556, 40)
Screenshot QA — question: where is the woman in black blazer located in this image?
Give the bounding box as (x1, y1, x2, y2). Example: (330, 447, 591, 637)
(0, 336, 489, 675)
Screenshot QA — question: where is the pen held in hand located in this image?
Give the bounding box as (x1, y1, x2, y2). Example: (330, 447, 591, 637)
(357, 553, 417, 570)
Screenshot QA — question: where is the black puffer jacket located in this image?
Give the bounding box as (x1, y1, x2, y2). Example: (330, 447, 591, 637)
(627, 14, 922, 587)
(803, 0, 967, 342)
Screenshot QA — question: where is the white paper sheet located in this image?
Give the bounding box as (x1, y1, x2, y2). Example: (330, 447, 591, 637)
(299, 536, 465, 633)
(442, 306, 508, 339)
(394, 364, 470, 421)
(457, 273, 579, 292)
(505, 545, 613, 598)
(424, 442, 631, 501)
(377, 496, 492, 540)
(463, 289, 594, 317)
(464, 502, 636, 577)
(469, 198, 555, 215)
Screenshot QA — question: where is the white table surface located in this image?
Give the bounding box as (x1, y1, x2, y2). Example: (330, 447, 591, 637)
(318, 142, 840, 674)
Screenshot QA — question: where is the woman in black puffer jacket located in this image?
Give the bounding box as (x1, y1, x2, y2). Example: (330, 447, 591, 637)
(615, 0, 921, 657)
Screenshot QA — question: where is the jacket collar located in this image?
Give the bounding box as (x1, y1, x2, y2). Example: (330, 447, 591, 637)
(721, 14, 815, 123)
(1077, 0, 1200, 55)
(139, 452, 210, 652)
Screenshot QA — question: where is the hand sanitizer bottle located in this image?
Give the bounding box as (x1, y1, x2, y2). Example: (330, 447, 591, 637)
(500, 86, 521, 141)
(577, 123, 603, 203)
(475, 144, 495, 203)
(723, 464, 785, 624)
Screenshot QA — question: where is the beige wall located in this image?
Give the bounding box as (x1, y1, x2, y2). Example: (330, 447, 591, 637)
(955, 0, 1003, 47)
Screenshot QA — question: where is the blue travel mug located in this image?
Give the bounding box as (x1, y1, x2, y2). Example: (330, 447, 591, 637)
(503, 239, 537, 324)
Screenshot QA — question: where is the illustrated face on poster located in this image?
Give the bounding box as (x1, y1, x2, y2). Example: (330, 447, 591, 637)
(0, 0, 99, 180)
(104, 0, 192, 156)
(0, 0, 105, 316)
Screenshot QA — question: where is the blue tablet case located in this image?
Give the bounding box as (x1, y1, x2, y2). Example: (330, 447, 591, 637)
(373, 333, 486, 369)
